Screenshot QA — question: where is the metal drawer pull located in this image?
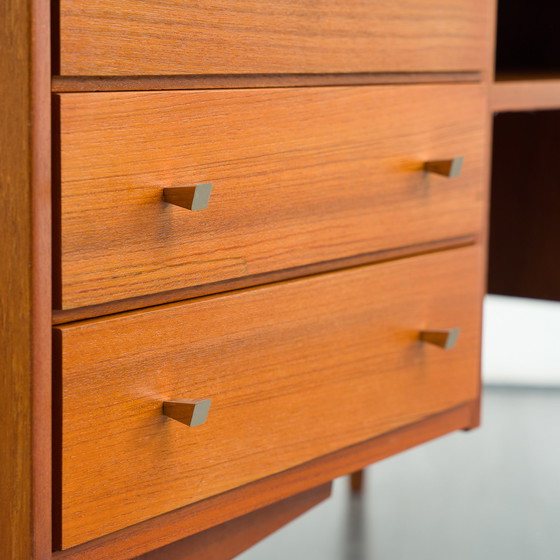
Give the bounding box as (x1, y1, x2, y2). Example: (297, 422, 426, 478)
(420, 328, 460, 349)
(163, 183, 213, 211)
(163, 399, 212, 427)
(424, 157, 464, 178)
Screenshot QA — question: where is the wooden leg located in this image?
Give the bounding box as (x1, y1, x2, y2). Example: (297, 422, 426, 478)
(137, 482, 332, 560)
(350, 470, 365, 493)
(463, 399, 481, 431)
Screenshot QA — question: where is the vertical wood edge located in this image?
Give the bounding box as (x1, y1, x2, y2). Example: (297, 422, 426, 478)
(33, 0, 52, 556)
(52, 329, 63, 552)
(473, 0, 496, 431)
(51, 95, 62, 311)
(0, 0, 33, 557)
(478, 0, 497, 425)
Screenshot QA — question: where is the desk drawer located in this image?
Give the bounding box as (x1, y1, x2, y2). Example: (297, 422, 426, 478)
(57, 0, 489, 76)
(57, 84, 486, 309)
(56, 245, 483, 548)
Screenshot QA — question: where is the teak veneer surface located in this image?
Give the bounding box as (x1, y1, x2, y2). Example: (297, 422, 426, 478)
(1, 2, 35, 557)
(57, 0, 490, 76)
(492, 76, 560, 112)
(0, 0, 51, 558)
(53, 401, 477, 560)
(137, 483, 332, 560)
(51, 236, 477, 325)
(1, 0, 494, 557)
(56, 246, 483, 548)
(57, 84, 486, 309)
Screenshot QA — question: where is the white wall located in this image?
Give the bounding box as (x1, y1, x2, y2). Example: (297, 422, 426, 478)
(482, 295, 560, 386)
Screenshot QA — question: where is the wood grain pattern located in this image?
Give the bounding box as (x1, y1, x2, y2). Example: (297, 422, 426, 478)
(56, 84, 486, 309)
(0, 0, 51, 558)
(53, 400, 478, 560)
(136, 483, 331, 560)
(0, 2, 33, 556)
(57, 0, 490, 76)
(51, 235, 477, 325)
(55, 246, 483, 548)
(51, 72, 482, 93)
(492, 76, 560, 112)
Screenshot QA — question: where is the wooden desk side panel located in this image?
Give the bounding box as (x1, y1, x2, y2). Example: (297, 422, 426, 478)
(0, 0, 51, 558)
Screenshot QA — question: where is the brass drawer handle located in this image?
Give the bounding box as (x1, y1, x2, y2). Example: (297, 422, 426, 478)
(420, 328, 460, 349)
(163, 399, 212, 427)
(163, 183, 213, 211)
(424, 157, 463, 178)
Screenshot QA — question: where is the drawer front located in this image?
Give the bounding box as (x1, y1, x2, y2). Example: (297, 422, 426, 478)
(58, 0, 490, 76)
(57, 84, 486, 309)
(56, 246, 483, 548)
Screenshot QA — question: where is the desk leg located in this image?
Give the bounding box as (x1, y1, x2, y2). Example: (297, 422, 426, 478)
(350, 470, 365, 493)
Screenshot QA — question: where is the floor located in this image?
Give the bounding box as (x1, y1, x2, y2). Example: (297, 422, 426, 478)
(482, 295, 560, 386)
(237, 387, 560, 560)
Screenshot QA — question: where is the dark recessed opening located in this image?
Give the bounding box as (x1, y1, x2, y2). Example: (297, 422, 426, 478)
(488, 110, 560, 301)
(496, 0, 560, 76)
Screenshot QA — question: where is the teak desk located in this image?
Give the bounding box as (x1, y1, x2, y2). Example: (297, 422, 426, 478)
(3, 1, 558, 558)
